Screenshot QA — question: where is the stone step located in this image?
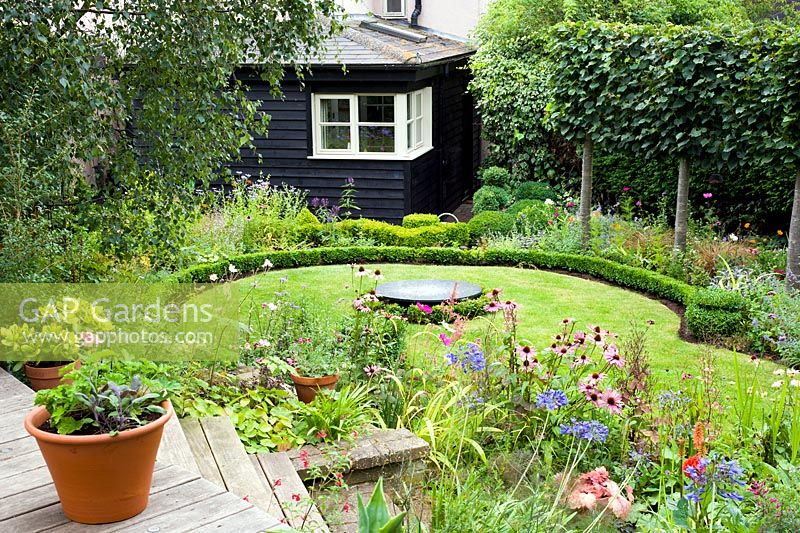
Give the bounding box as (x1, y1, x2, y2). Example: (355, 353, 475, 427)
(287, 428, 430, 483)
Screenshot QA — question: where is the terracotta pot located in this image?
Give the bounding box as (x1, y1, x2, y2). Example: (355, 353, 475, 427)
(24, 400, 173, 524)
(290, 372, 339, 403)
(24, 360, 81, 391)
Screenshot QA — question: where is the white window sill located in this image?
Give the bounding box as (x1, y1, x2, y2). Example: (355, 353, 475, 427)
(307, 146, 434, 161)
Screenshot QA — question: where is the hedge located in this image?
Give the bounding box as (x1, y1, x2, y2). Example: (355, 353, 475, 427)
(335, 219, 471, 248)
(171, 246, 696, 307)
(402, 214, 441, 228)
(685, 288, 749, 340)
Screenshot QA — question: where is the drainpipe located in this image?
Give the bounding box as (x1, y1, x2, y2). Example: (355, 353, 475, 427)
(411, 0, 422, 26)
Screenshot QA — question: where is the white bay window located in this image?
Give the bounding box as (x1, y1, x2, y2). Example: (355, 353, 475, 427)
(311, 88, 432, 159)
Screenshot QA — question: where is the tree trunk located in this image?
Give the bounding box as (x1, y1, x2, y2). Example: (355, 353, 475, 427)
(787, 170, 800, 291)
(674, 158, 690, 252)
(580, 136, 593, 249)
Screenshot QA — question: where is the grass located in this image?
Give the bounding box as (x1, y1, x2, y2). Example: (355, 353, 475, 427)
(238, 263, 781, 417)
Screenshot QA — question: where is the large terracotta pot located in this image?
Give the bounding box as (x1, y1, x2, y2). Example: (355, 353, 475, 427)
(24, 360, 81, 391)
(290, 372, 339, 403)
(24, 400, 173, 524)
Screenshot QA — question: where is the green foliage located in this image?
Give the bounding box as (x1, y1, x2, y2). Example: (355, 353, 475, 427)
(298, 384, 380, 444)
(225, 388, 303, 452)
(296, 208, 321, 226)
(478, 166, 512, 188)
(402, 214, 441, 228)
(469, 37, 560, 183)
(685, 288, 749, 339)
(357, 478, 407, 533)
(0, 1, 342, 277)
(35, 370, 168, 436)
(472, 186, 513, 214)
(507, 200, 542, 216)
(514, 202, 556, 234)
(468, 211, 516, 239)
(514, 181, 558, 202)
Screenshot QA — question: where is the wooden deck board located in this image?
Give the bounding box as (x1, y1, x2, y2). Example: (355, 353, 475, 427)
(0, 367, 33, 397)
(0, 465, 53, 499)
(257, 452, 329, 532)
(0, 434, 38, 462)
(181, 417, 226, 487)
(0, 392, 35, 414)
(199, 416, 276, 514)
(0, 449, 47, 480)
(157, 413, 201, 475)
(249, 454, 286, 519)
(117, 491, 251, 533)
(192, 505, 289, 533)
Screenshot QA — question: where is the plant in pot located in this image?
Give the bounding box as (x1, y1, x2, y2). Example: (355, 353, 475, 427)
(24, 368, 172, 524)
(1, 322, 81, 391)
(1, 299, 111, 390)
(289, 333, 348, 403)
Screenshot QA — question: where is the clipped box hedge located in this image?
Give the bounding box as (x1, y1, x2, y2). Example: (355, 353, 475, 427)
(172, 246, 696, 308)
(685, 288, 749, 340)
(402, 214, 441, 228)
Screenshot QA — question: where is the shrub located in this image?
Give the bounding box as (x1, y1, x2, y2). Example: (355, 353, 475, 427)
(685, 288, 748, 340)
(507, 200, 542, 216)
(478, 166, 512, 188)
(468, 211, 516, 240)
(514, 181, 558, 202)
(242, 216, 293, 251)
(336, 219, 470, 248)
(514, 201, 554, 234)
(403, 214, 441, 228)
(296, 207, 321, 226)
(473, 186, 513, 215)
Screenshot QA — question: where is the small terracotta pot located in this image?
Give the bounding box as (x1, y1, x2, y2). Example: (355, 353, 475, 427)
(24, 360, 81, 391)
(290, 372, 339, 403)
(25, 400, 173, 524)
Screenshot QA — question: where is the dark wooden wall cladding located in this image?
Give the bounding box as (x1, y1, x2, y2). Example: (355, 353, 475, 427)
(227, 61, 477, 223)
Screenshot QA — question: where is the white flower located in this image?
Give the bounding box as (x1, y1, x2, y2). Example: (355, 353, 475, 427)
(544, 198, 555, 205)
(774, 369, 786, 376)
(262, 259, 273, 269)
(787, 369, 799, 377)
(228, 264, 238, 274)
(772, 380, 784, 388)
(209, 273, 219, 282)
(370, 269, 384, 280)
(728, 233, 739, 242)
(790, 380, 800, 388)
(267, 303, 278, 311)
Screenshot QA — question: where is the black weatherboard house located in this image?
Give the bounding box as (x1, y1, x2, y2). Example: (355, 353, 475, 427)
(231, 17, 479, 222)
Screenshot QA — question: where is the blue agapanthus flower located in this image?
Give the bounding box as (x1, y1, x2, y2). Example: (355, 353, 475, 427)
(535, 389, 568, 411)
(559, 418, 609, 442)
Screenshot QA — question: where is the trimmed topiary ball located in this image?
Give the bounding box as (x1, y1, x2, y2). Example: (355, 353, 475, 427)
(468, 211, 515, 240)
(473, 186, 512, 215)
(478, 166, 511, 188)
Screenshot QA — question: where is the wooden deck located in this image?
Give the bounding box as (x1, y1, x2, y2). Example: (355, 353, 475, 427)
(0, 368, 287, 533)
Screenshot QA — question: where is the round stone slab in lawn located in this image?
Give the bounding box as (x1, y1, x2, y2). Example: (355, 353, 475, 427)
(375, 279, 482, 306)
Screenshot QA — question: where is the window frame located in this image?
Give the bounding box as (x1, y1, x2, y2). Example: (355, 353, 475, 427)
(382, 0, 406, 17)
(311, 88, 432, 160)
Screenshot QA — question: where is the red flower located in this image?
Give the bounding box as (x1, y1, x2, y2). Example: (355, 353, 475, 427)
(682, 454, 706, 477)
(343, 502, 352, 513)
(291, 493, 301, 502)
(316, 430, 328, 440)
(274, 478, 282, 487)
